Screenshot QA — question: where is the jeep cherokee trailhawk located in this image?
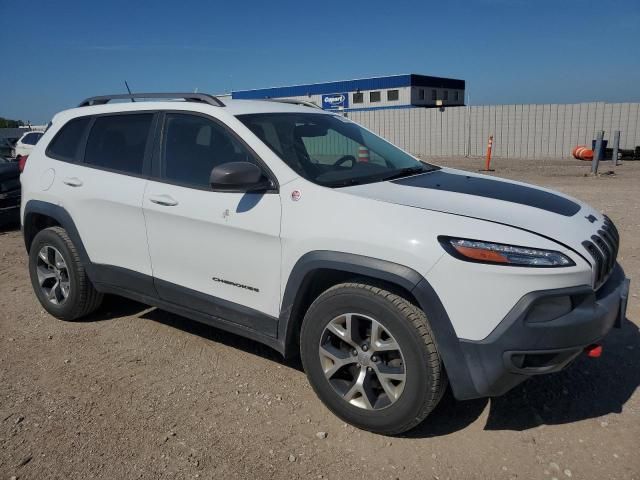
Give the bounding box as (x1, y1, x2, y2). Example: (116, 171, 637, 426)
(21, 93, 630, 434)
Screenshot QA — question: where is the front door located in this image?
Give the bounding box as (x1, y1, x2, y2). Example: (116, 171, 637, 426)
(142, 112, 282, 336)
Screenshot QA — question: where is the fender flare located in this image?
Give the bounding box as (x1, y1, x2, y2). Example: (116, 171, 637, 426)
(23, 200, 95, 276)
(278, 250, 477, 399)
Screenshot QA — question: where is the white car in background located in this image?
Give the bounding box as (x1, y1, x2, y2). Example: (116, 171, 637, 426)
(13, 131, 44, 158)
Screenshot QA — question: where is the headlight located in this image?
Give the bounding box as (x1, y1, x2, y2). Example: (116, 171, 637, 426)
(440, 237, 574, 267)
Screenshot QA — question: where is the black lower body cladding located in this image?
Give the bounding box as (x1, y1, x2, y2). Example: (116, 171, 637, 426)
(453, 264, 628, 399)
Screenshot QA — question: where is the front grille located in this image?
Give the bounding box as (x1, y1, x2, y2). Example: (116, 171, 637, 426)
(582, 215, 620, 289)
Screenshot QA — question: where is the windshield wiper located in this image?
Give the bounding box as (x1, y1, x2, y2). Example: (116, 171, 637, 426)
(380, 166, 429, 182)
(323, 178, 364, 188)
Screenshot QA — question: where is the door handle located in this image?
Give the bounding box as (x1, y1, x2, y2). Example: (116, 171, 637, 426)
(62, 177, 83, 187)
(148, 194, 179, 207)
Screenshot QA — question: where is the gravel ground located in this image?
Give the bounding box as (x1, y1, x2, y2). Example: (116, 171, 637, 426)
(1, 157, 639, 480)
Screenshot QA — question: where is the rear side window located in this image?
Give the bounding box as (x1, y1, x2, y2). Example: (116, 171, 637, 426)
(22, 133, 42, 145)
(47, 117, 91, 162)
(84, 114, 153, 175)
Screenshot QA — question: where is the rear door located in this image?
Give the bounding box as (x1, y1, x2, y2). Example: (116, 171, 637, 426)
(142, 112, 282, 335)
(47, 112, 158, 294)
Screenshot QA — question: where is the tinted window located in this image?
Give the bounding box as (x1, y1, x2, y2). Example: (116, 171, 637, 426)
(162, 113, 259, 188)
(370, 91, 381, 103)
(387, 90, 399, 101)
(47, 117, 91, 162)
(22, 133, 41, 145)
(84, 114, 153, 174)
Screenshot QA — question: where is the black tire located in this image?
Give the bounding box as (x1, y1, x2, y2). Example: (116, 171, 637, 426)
(28, 226, 103, 320)
(300, 281, 447, 435)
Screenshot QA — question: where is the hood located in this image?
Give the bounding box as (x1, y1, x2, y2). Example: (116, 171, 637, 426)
(342, 167, 605, 258)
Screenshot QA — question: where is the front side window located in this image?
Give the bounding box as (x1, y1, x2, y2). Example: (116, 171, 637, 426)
(47, 117, 91, 162)
(84, 114, 153, 175)
(238, 113, 437, 188)
(370, 91, 381, 103)
(161, 113, 259, 188)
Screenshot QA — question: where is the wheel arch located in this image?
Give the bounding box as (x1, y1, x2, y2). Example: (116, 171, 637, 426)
(278, 250, 478, 399)
(23, 200, 91, 267)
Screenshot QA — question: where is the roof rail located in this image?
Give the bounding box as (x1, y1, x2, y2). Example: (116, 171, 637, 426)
(77, 93, 225, 107)
(266, 98, 322, 109)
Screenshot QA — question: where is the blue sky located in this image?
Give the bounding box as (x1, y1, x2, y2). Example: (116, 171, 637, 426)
(1, 0, 639, 123)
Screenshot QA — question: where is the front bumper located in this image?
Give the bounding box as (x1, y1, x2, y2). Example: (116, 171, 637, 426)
(451, 263, 629, 400)
(0, 189, 20, 223)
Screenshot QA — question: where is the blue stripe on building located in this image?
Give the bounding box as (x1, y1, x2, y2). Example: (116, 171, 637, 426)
(232, 74, 465, 100)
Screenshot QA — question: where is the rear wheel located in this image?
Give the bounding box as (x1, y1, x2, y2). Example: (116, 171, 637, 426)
(300, 281, 446, 435)
(28, 227, 103, 320)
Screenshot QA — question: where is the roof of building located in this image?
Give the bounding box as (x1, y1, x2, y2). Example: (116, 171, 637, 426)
(232, 74, 465, 100)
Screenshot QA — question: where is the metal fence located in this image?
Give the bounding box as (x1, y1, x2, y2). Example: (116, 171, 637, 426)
(347, 102, 640, 159)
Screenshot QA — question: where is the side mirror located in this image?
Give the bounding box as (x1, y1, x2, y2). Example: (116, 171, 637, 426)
(209, 161, 272, 192)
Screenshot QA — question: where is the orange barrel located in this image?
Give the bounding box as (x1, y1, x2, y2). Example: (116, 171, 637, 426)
(572, 145, 584, 159)
(576, 147, 593, 161)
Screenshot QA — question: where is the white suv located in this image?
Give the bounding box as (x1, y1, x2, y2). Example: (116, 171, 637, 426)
(13, 130, 44, 159)
(20, 93, 630, 434)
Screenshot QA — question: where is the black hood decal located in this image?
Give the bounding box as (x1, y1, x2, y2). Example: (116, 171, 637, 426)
(393, 171, 580, 217)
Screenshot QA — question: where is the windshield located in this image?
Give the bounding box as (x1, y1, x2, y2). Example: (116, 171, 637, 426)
(237, 112, 438, 187)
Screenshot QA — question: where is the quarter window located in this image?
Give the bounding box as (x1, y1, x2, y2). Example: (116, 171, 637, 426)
(47, 117, 91, 162)
(370, 91, 381, 103)
(84, 114, 153, 175)
(161, 113, 259, 188)
(387, 90, 399, 101)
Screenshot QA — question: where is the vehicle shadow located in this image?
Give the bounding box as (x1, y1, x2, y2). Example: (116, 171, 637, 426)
(78, 295, 156, 323)
(86, 297, 639, 437)
(405, 317, 640, 438)
(483, 317, 640, 431)
(138, 306, 304, 371)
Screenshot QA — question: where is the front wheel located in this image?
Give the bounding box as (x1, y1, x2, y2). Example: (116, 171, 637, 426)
(300, 282, 447, 435)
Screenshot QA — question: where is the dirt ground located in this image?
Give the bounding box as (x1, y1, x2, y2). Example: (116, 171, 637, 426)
(1, 157, 639, 480)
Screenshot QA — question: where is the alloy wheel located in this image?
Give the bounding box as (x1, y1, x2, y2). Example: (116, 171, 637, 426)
(36, 245, 70, 305)
(318, 313, 406, 410)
